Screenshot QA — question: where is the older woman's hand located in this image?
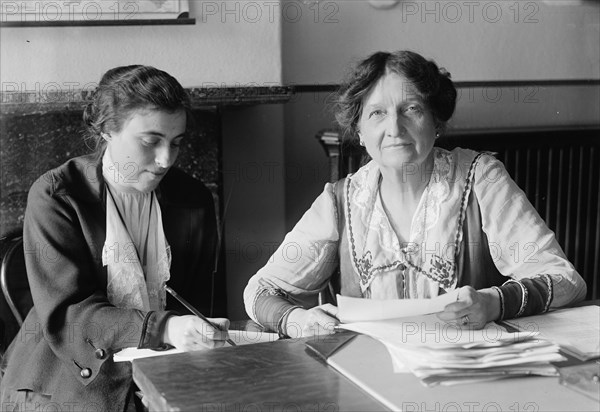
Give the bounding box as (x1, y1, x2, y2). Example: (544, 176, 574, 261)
(284, 304, 340, 338)
(436, 286, 501, 330)
(163, 315, 230, 351)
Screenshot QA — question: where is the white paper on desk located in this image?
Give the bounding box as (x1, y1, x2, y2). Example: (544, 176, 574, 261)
(337, 290, 459, 323)
(228, 330, 279, 345)
(503, 305, 600, 361)
(114, 347, 183, 362)
(339, 314, 538, 348)
(113, 330, 279, 362)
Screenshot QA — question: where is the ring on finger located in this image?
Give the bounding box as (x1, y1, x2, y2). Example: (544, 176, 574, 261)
(461, 315, 470, 325)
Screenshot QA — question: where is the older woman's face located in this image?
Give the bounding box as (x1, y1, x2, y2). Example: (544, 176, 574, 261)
(358, 72, 437, 173)
(106, 108, 186, 193)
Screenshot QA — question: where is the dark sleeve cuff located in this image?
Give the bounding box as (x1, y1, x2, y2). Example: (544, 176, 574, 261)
(499, 276, 553, 320)
(138, 310, 178, 349)
(254, 294, 301, 334)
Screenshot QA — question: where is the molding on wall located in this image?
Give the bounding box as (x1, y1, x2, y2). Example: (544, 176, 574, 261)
(2, 79, 598, 116)
(291, 79, 600, 93)
(0, 86, 294, 116)
(445, 123, 600, 136)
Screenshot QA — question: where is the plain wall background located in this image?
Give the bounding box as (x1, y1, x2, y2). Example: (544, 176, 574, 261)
(0, 1, 282, 87)
(282, 0, 600, 84)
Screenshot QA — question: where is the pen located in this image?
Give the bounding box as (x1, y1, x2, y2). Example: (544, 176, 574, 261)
(165, 285, 237, 347)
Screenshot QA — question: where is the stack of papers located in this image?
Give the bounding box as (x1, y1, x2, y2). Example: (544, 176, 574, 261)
(341, 315, 564, 386)
(337, 293, 567, 387)
(503, 306, 600, 361)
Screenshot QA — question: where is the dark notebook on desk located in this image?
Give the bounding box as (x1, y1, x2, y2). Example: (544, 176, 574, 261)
(305, 331, 358, 361)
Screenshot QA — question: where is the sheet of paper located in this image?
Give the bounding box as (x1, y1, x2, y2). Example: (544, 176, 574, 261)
(113, 330, 279, 362)
(339, 313, 537, 348)
(228, 329, 279, 345)
(337, 290, 459, 323)
(114, 347, 183, 362)
(503, 305, 600, 360)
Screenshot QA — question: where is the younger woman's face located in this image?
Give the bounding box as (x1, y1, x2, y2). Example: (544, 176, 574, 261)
(105, 108, 187, 193)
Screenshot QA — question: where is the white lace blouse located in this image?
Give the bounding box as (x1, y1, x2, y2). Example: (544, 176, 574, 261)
(101, 151, 171, 311)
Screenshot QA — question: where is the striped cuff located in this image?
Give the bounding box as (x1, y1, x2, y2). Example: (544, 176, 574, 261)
(504, 279, 528, 318)
(499, 276, 553, 319)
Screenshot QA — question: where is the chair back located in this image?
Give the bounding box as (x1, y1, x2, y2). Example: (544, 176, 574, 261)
(0, 233, 32, 353)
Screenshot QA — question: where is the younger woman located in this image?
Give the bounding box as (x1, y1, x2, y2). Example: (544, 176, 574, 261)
(1, 65, 229, 411)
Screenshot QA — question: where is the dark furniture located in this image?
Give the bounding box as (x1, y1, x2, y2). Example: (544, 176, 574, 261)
(0, 231, 32, 354)
(133, 337, 387, 412)
(132, 305, 599, 412)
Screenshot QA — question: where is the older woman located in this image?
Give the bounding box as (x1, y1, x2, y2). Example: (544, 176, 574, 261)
(243, 50, 586, 338)
(0, 65, 229, 411)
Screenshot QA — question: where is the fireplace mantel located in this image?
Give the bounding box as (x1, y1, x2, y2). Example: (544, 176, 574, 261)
(0, 86, 293, 115)
(1, 86, 293, 238)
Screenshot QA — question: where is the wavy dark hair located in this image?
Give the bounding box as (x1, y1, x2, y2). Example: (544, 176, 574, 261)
(83, 65, 191, 154)
(334, 50, 457, 141)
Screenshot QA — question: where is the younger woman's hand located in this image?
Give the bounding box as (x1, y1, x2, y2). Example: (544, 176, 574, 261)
(284, 304, 339, 338)
(436, 286, 500, 330)
(163, 315, 230, 351)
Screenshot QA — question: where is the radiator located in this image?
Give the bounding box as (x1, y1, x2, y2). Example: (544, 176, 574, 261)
(495, 139, 599, 300)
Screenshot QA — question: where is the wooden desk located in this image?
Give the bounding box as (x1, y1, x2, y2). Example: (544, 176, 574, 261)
(133, 311, 600, 412)
(132, 334, 599, 412)
(132, 337, 387, 412)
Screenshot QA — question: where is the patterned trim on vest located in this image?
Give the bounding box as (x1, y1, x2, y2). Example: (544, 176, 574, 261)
(345, 152, 487, 292)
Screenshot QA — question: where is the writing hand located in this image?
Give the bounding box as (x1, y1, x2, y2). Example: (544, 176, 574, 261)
(284, 304, 340, 338)
(436, 286, 500, 330)
(163, 315, 230, 351)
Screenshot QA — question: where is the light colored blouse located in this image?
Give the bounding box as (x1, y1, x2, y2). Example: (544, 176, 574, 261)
(101, 150, 171, 311)
(244, 147, 586, 325)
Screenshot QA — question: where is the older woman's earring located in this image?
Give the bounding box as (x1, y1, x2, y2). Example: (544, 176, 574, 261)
(357, 131, 365, 147)
(435, 132, 441, 138)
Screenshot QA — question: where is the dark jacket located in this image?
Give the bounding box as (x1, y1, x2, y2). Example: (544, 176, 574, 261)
(0, 153, 217, 411)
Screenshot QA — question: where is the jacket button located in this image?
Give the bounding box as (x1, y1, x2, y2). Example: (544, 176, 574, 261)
(80, 368, 92, 379)
(95, 349, 106, 359)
